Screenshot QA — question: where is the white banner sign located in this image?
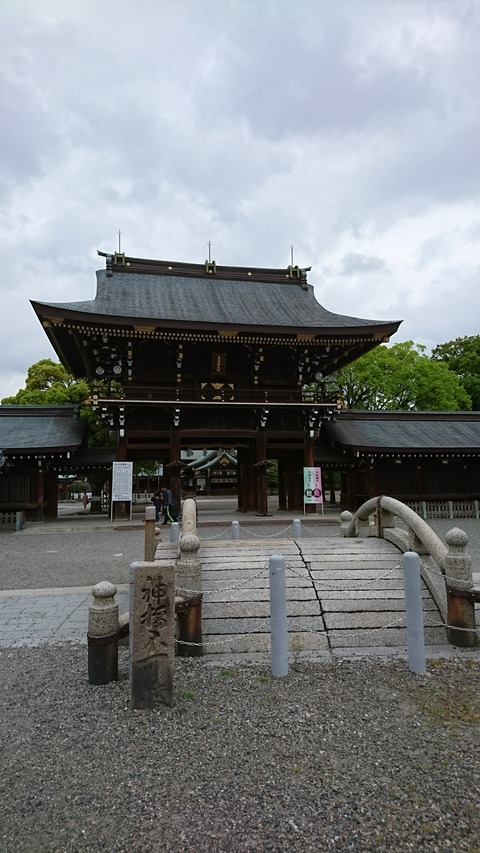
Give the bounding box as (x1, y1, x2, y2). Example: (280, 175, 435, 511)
(112, 461, 133, 502)
(303, 467, 323, 504)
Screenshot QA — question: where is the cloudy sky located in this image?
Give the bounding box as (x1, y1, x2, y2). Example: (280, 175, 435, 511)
(1, 0, 479, 398)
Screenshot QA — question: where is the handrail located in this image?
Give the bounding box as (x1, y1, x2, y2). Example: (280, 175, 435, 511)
(343, 495, 447, 567)
(98, 384, 338, 405)
(341, 495, 478, 647)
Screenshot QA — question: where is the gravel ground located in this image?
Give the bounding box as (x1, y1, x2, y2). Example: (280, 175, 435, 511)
(1, 517, 480, 852)
(1, 648, 480, 853)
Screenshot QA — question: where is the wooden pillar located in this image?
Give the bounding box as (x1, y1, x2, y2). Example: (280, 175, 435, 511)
(277, 455, 287, 511)
(36, 467, 45, 521)
(292, 453, 304, 511)
(236, 448, 243, 511)
(44, 469, 59, 522)
(255, 431, 269, 515)
(169, 429, 182, 516)
(236, 448, 244, 511)
(327, 469, 337, 504)
(281, 452, 301, 511)
(366, 462, 379, 500)
(238, 447, 256, 512)
(414, 464, 422, 498)
(340, 469, 349, 510)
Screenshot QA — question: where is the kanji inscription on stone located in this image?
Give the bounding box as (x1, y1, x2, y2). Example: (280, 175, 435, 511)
(129, 562, 175, 709)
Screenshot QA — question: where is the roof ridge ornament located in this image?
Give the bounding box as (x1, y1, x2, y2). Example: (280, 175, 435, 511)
(287, 263, 311, 290)
(205, 240, 216, 273)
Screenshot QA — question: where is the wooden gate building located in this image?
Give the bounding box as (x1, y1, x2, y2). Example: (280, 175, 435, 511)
(31, 251, 401, 516)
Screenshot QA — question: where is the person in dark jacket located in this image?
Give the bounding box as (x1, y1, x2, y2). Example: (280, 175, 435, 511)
(161, 487, 178, 524)
(151, 491, 163, 521)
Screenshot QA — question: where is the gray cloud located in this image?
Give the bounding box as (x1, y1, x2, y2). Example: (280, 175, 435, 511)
(0, 0, 479, 396)
(340, 253, 387, 275)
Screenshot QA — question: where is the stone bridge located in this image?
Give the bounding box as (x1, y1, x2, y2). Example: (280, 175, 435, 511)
(154, 533, 447, 655)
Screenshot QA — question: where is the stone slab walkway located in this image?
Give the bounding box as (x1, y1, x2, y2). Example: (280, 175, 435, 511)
(1, 530, 478, 658)
(156, 535, 448, 655)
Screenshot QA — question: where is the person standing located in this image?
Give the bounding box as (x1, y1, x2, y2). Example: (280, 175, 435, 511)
(161, 486, 177, 524)
(151, 491, 163, 522)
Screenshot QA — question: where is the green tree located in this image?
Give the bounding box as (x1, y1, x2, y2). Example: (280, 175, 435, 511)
(431, 335, 480, 410)
(333, 341, 471, 411)
(1, 358, 114, 446)
(1, 359, 90, 405)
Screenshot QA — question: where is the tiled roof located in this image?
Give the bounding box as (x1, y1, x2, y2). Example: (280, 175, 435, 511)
(33, 268, 400, 333)
(325, 412, 480, 452)
(0, 406, 85, 453)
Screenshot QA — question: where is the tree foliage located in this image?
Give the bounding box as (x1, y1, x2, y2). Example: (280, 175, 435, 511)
(1, 359, 90, 405)
(431, 335, 480, 410)
(1, 358, 114, 446)
(333, 341, 471, 411)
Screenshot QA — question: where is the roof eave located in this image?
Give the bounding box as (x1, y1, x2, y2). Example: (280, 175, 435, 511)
(30, 302, 401, 339)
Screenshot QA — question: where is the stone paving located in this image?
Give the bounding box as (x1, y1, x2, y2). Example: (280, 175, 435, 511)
(0, 586, 130, 647)
(153, 534, 447, 655)
(1, 502, 479, 658)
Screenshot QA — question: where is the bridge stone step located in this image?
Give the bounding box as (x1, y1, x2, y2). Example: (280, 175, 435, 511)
(156, 535, 447, 654)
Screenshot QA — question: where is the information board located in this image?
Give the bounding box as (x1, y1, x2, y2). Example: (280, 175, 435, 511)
(303, 466, 323, 504)
(112, 461, 133, 502)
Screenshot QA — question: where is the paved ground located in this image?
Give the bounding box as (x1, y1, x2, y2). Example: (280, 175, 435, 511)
(1, 500, 479, 659)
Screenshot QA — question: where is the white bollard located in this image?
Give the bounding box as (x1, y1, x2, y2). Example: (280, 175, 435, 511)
(231, 520, 240, 540)
(170, 521, 180, 543)
(292, 519, 302, 539)
(269, 555, 288, 677)
(402, 551, 426, 674)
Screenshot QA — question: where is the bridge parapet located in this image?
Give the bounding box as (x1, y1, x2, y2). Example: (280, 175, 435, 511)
(341, 496, 477, 647)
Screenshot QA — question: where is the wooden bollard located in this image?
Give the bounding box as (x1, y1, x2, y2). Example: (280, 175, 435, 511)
(144, 505, 157, 562)
(176, 595, 203, 657)
(88, 581, 119, 685)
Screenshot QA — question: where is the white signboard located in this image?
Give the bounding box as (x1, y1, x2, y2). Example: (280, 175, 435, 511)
(112, 461, 133, 502)
(303, 467, 323, 504)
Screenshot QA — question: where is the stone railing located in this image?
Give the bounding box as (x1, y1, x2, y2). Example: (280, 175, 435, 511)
(340, 495, 477, 648)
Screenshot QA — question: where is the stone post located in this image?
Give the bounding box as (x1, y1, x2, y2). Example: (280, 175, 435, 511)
(442, 528, 476, 648)
(176, 497, 203, 657)
(377, 507, 396, 538)
(129, 561, 176, 709)
(177, 497, 201, 592)
(339, 510, 353, 537)
(402, 552, 426, 674)
(292, 519, 302, 539)
(170, 521, 180, 543)
(269, 555, 288, 677)
(88, 581, 119, 685)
